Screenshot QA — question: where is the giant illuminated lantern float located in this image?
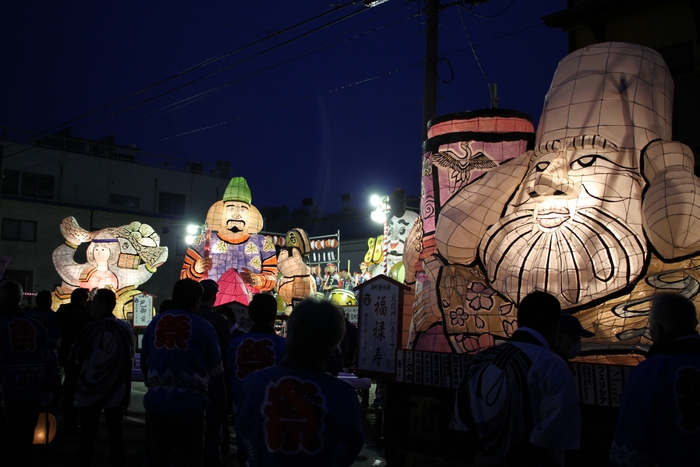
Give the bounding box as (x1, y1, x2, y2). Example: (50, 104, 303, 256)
(52, 217, 168, 319)
(407, 42, 700, 355)
(276, 227, 317, 307)
(181, 177, 277, 305)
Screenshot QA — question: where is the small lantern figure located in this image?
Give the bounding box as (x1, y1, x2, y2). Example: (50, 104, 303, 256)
(33, 412, 57, 444)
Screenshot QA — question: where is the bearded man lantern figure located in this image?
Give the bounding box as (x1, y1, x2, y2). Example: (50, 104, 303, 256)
(411, 42, 700, 354)
(181, 177, 277, 305)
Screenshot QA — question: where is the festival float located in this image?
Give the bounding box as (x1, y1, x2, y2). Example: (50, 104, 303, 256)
(181, 177, 278, 306)
(52, 217, 168, 320)
(354, 42, 700, 461)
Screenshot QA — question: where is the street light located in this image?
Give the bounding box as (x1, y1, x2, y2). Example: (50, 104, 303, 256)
(184, 223, 211, 279)
(185, 224, 202, 245)
(369, 194, 391, 275)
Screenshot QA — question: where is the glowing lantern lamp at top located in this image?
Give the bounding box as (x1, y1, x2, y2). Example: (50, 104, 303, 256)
(370, 194, 390, 275)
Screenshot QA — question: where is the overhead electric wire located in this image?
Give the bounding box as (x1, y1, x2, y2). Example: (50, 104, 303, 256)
(2, 1, 362, 156)
(149, 20, 545, 145)
(456, 5, 490, 95)
(150, 62, 421, 144)
(460, 0, 518, 19)
(5, 4, 547, 167)
(3, 1, 370, 164)
(88, 5, 418, 139)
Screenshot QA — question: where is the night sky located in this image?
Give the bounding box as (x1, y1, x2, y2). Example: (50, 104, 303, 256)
(1, 0, 567, 213)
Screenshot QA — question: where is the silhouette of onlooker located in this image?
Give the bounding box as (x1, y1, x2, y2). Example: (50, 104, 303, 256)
(228, 292, 286, 465)
(157, 298, 174, 314)
(216, 305, 245, 339)
(141, 279, 223, 467)
(0, 280, 58, 466)
(26, 290, 63, 403)
(554, 313, 595, 361)
(610, 293, 700, 466)
(194, 279, 230, 467)
(452, 291, 581, 466)
(235, 298, 364, 466)
(26, 290, 61, 354)
(71, 288, 133, 467)
(56, 287, 92, 434)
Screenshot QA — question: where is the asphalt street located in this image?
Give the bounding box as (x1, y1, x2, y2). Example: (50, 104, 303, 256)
(29, 382, 400, 467)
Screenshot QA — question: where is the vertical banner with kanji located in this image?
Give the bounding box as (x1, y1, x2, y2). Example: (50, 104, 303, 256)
(356, 276, 407, 380)
(133, 294, 153, 328)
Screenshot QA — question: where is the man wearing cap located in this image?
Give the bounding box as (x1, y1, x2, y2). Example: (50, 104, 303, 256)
(181, 177, 277, 305)
(555, 313, 595, 361)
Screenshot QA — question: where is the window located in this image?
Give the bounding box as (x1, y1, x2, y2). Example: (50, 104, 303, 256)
(1, 169, 20, 195)
(20, 172, 54, 200)
(2, 218, 37, 242)
(110, 193, 140, 209)
(159, 192, 186, 216)
(1, 170, 54, 199)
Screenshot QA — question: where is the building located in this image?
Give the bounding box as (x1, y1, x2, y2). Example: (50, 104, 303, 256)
(0, 126, 231, 307)
(0, 126, 410, 307)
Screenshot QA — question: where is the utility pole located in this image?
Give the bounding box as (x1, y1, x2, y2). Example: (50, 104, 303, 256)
(422, 0, 440, 142)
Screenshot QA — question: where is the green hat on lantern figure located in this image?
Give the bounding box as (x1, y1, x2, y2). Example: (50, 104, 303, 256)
(223, 177, 252, 204)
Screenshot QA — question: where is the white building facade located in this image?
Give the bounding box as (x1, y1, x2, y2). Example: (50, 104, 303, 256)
(0, 127, 232, 307)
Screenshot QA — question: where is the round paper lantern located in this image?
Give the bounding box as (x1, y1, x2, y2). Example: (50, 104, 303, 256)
(388, 261, 405, 284)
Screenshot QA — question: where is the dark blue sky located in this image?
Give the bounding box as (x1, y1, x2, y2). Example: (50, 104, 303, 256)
(1, 0, 567, 213)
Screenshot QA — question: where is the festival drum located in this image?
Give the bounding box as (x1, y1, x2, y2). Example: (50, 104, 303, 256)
(329, 289, 357, 306)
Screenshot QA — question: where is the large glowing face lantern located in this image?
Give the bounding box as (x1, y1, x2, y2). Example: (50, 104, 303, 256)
(413, 42, 700, 354)
(181, 177, 278, 306)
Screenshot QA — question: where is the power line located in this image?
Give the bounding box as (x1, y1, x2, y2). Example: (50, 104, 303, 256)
(456, 5, 490, 98)
(3, 2, 371, 164)
(2, 1, 362, 155)
(87, 6, 419, 139)
(4, 7, 549, 166)
(459, 0, 518, 19)
(149, 20, 545, 145)
(150, 62, 422, 144)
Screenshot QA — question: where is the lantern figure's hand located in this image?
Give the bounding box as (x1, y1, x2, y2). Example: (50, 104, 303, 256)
(643, 140, 700, 259)
(240, 267, 262, 288)
(194, 257, 212, 274)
